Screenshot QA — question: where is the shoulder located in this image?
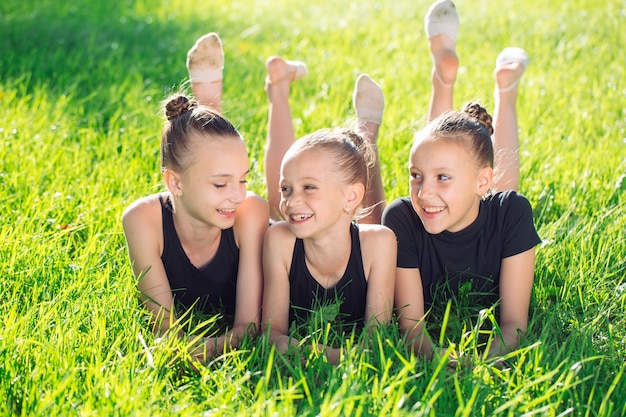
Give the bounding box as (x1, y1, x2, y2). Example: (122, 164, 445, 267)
(264, 221, 296, 244)
(357, 223, 396, 243)
(233, 191, 269, 248)
(233, 192, 269, 230)
(382, 197, 423, 241)
(357, 223, 397, 257)
(121, 194, 164, 256)
(486, 190, 535, 220)
(383, 196, 413, 214)
(236, 191, 269, 220)
(490, 190, 532, 209)
(122, 194, 163, 231)
(263, 221, 297, 262)
(382, 197, 415, 224)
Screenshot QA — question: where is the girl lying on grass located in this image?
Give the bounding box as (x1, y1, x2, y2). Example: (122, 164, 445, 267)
(382, 0, 541, 361)
(123, 32, 395, 365)
(261, 57, 396, 364)
(122, 34, 268, 363)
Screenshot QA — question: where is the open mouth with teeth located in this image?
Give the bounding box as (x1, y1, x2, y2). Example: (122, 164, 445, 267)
(289, 213, 313, 223)
(421, 206, 446, 217)
(422, 206, 445, 213)
(217, 208, 236, 217)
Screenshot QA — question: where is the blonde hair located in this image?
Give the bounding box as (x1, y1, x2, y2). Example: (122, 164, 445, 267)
(287, 127, 376, 219)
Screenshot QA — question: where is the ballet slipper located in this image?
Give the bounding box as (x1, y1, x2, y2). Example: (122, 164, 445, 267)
(424, 0, 460, 42)
(186, 33, 224, 83)
(495, 47, 530, 92)
(353, 74, 384, 125)
(425, 0, 459, 88)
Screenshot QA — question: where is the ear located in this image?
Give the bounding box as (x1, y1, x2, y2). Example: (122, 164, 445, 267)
(476, 166, 494, 196)
(163, 168, 183, 197)
(345, 182, 365, 211)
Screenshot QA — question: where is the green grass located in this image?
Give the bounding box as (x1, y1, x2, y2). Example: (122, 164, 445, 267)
(1, 0, 625, 415)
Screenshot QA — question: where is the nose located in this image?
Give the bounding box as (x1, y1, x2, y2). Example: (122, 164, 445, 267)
(415, 178, 434, 199)
(284, 190, 302, 208)
(231, 182, 246, 204)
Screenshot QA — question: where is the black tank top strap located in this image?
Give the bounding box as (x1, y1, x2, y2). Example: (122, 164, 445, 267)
(288, 223, 367, 328)
(159, 193, 239, 321)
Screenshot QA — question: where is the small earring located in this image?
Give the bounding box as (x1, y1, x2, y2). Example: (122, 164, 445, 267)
(344, 205, 351, 215)
(481, 188, 494, 201)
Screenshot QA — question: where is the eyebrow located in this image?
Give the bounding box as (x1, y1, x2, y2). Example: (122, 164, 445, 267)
(409, 165, 459, 172)
(209, 169, 250, 178)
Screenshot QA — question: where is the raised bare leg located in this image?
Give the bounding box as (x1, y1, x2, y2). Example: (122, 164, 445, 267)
(353, 74, 386, 224)
(187, 33, 224, 112)
(264, 56, 307, 221)
(492, 47, 529, 192)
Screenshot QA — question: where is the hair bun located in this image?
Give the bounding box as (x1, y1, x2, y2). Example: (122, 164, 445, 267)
(341, 128, 376, 169)
(164, 94, 197, 121)
(461, 102, 494, 135)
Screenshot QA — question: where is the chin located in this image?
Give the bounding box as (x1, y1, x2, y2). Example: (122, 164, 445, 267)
(289, 227, 310, 240)
(419, 219, 445, 235)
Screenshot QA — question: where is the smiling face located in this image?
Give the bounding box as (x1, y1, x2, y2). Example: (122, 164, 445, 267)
(279, 149, 354, 239)
(409, 137, 492, 234)
(168, 133, 249, 229)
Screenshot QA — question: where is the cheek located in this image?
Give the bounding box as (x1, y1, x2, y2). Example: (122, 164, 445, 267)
(278, 196, 287, 211)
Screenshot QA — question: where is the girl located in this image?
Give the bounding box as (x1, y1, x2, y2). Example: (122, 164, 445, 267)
(382, 0, 541, 359)
(122, 33, 268, 362)
(261, 57, 396, 364)
(264, 56, 387, 224)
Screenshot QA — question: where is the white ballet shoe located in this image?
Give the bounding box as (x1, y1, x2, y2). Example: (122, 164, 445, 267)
(186, 32, 224, 83)
(353, 74, 384, 125)
(495, 47, 530, 92)
(424, 0, 460, 42)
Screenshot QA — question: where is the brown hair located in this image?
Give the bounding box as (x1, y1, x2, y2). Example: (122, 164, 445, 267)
(415, 101, 494, 168)
(287, 127, 376, 218)
(160, 94, 242, 172)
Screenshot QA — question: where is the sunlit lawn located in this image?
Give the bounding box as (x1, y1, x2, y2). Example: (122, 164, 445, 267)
(1, 0, 625, 415)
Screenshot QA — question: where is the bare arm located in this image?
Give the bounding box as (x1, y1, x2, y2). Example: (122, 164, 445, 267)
(261, 223, 300, 354)
(193, 193, 269, 361)
(489, 247, 536, 356)
(122, 196, 178, 336)
(361, 225, 396, 326)
(394, 267, 435, 358)
(261, 224, 341, 364)
(228, 193, 269, 342)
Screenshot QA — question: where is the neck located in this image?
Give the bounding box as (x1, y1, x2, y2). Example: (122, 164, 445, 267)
(303, 224, 352, 283)
(172, 208, 222, 250)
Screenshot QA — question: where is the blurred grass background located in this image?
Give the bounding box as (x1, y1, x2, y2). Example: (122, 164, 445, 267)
(1, 0, 625, 415)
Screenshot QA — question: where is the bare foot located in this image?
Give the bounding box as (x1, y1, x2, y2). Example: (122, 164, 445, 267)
(264, 56, 307, 101)
(265, 56, 307, 85)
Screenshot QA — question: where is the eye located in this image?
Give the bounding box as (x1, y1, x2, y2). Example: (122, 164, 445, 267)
(213, 183, 226, 189)
(410, 172, 421, 180)
(437, 174, 451, 181)
(280, 185, 292, 195)
(239, 179, 248, 185)
(303, 184, 317, 191)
